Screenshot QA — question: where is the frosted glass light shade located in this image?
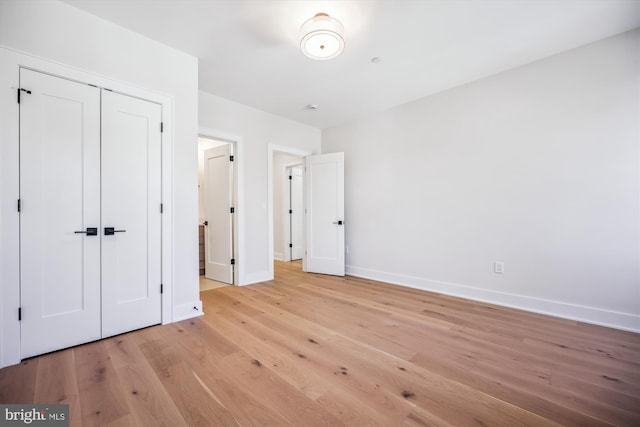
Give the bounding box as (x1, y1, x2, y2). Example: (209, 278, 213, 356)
(300, 13, 345, 60)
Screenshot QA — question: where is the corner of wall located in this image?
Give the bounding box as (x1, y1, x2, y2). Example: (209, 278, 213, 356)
(173, 300, 203, 322)
(241, 271, 272, 286)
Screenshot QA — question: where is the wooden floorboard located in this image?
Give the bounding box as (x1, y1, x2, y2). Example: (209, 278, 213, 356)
(1, 260, 639, 426)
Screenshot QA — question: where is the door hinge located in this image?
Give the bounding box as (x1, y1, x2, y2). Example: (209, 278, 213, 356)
(289, 175, 292, 180)
(18, 307, 21, 321)
(160, 122, 164, 133)
(160, 203, 164, 213)
(289, 243, 293, 248)
(230, 207, 235, 213)
(289, 209, 292, 214)
(17, 199, 21, 212)
(229, 155, 234, 162)
(17, 88, 31, 104)
(230, 258, 235, 265)
(160, 284, 163, 294)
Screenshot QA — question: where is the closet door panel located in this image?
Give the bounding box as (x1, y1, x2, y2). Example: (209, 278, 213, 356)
(101, 90, 162, 338)
(19, 69, 101, 358)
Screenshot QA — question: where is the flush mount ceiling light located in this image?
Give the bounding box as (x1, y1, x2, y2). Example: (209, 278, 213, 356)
(300, 13, 345, 60)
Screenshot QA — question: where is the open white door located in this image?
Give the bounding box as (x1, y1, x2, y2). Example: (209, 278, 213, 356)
(204, 144, 233, 284)
(101, 90, 163, 338)
(304, 152, 345, 276)
(290, 166, 304, 260)
(19, 69, 102, 358)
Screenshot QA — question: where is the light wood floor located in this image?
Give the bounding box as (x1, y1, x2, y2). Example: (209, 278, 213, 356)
(1, 261, 639, 426)
(200, 275, 230, 292)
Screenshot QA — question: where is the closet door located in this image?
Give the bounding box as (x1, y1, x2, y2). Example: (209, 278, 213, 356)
(101, 90, 163, 338)
(20, 69, 101, 358)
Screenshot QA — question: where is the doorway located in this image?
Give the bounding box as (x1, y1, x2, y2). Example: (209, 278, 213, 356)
(198, 136, 235, 291)
(268, 145, 346, 280)
(273, 153, 304, 266)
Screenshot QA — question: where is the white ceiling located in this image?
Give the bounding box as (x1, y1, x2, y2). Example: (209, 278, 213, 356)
(63, 0, 640, 129)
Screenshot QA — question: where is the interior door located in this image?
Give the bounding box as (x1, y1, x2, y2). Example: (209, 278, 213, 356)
(19, 68, 102, 358)
(204, 144, 233, 284)
(101, 90, 162, 338)
(290, 166, 304, 260)
(304, 152, 345, 276)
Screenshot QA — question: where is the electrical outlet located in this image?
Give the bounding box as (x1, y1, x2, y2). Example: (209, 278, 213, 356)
(494, 261, 504, 274)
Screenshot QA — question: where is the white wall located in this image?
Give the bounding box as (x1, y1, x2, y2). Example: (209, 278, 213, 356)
(199, 91, 320, 284)
(322, 29, 640, 331)
(273, 153, 304, 260)
(0, 0, 200, 367)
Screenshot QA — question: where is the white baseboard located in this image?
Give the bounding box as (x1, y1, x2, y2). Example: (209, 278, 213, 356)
(346, 265, 640, 333)
(173, 300, 203, 322)
(241, 271, 271, 286)
(274, 252, 284, 261)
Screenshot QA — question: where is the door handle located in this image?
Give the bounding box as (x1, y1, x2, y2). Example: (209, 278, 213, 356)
(104, 227, 126, 235)
(74, 227, 98, 236)
(332, 220, 344, 225)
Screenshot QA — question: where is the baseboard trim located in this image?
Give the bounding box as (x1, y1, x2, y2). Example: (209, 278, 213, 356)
(173, 300, 203, 322)
(346, 265, 640, 333)
(242, 271, 271, 286)
(274, 253, 284, 261)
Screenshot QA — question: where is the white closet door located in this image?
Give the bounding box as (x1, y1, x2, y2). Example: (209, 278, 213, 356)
(20, 69, 102, 358)
(101, 90, 162, 338)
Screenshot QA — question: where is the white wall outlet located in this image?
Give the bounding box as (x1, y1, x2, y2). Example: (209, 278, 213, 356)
(494, 261, 505, 274)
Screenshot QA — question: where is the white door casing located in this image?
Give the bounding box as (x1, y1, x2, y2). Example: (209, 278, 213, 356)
(290, 166, 304, 261)
(101, 90, 163, 338)
(204, 144, 233, 284)
(305, 152, 345, 276)
(19, 69, 102, 358)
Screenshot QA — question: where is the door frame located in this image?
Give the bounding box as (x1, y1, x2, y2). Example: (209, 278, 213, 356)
(267, 144, 313, 280)
(198, 128, 241, 286)
(0, 48, 174, 368)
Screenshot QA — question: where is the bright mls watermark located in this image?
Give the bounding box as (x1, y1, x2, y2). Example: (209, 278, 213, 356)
(0, 405, 68, 426)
